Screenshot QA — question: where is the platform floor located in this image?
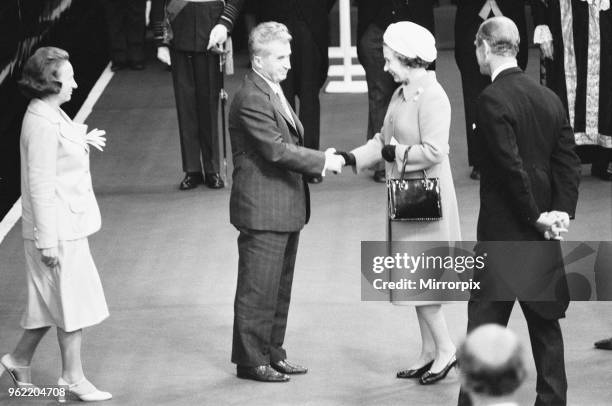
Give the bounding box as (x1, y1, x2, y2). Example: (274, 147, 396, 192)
(1, 50, 611, 405)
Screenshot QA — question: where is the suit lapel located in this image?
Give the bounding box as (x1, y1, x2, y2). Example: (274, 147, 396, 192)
(271, 91, 298, 131)
(248, 71, 302, 143)
(28, 99, 86, 147)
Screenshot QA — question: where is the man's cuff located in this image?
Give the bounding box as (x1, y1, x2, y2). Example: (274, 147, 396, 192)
(218, 16, 234, 32)
(534, 25, 552, 44)
(34, 234, 58, 250)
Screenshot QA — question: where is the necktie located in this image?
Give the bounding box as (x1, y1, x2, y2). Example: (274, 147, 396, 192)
(275, 90, 296, 128)
(479, 0, 503, 20)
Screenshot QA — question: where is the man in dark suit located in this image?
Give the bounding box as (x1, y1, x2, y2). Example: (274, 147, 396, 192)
(150, 0, 243, 190)
(102, 0, 147, 71)
(229, 22, 344, 382)
(457, 17, 580, 406)
(355, 0, 435, 183)
(254, 0, 336, 184)
(454, 0, 546, 180)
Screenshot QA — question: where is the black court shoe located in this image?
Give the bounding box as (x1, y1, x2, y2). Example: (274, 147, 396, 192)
(396, 360, 434, 379)
(419, 355, 457, 385)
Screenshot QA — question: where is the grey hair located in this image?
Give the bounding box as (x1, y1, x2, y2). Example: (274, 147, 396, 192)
(248, 21, 292, 58)
(475, 16, 520, 57)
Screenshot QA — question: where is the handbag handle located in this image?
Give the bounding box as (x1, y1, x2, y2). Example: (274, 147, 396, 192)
(399, 146, 427, 181)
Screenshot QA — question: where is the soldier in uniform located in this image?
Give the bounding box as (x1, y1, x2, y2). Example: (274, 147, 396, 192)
(151, 0, 244, 190)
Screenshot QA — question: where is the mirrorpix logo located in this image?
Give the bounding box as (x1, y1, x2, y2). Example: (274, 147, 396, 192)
(360, 241, 612, 301)
(361, 243, 486, 300)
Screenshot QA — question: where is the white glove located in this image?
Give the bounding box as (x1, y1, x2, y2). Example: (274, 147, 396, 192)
(324, 148, 344, 175)
(85, 129, 106, 152)
(207, 24, 228, 50)
(157, 46, 171, 66)
(540, 40, 554, 60)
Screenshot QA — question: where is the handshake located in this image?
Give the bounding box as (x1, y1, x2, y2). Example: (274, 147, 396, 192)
(323, 148, 357, 175)
(535, 210, 571, 240)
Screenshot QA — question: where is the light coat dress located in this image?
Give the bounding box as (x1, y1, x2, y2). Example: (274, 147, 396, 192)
(20, 99, 108, 332)
(351, 71, 461, 303)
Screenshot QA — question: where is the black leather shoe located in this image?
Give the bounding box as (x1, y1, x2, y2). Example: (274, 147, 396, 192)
(419, 355, 457, 385)
(236, 365, 290, 382)
(204, 173, 224, 189)
(271, 359, 308, 375)
(307, 175, 323, 184)
(396, 360, 434, 379)
(591, 165, 612, 181)
(110, 61, 128, 72)
(594, 337, 612, 350)
(373, 169, 386, 183)
(179, 173, 203, 190)
(130, 61, 145, 70)
(470, 167, 480, 180)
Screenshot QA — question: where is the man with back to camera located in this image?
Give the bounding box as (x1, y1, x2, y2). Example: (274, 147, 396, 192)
(458, 324, 526, 406)
(453, 0, 548, 180)
(228, 22, 345, 383)
(457, 16, 581, 406)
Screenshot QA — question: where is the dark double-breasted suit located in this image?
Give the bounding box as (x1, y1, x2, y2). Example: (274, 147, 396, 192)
(458, 67, 581, 406)
(229, 70, 326, 366)
(454, 0, 546, 168)
(254, 0, 336, 152)
(150, 0, 243, 175)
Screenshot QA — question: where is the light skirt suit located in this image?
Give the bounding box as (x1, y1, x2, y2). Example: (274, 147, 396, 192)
(351, 72, 462, 304)
(20, 99, 108, 332)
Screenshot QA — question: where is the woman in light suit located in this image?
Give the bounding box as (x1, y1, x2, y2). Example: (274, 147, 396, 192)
(0, 47, 111, 402)
(337, 22, 461, 385)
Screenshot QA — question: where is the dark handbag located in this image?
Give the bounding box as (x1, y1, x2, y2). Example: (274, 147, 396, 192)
(387, 149, 442, 221)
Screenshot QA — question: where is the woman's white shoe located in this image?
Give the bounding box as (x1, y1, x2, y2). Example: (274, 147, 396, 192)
(0, 353, 34, 387)
(58, 377, 112, 402)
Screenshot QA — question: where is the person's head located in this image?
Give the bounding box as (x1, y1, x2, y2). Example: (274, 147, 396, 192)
(474, 16, 520, 76)
(458, 324, 526, 404)
(248, 22, 292, 84)
(18, 46, 76, 105)
(382, 21, 436, 83)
